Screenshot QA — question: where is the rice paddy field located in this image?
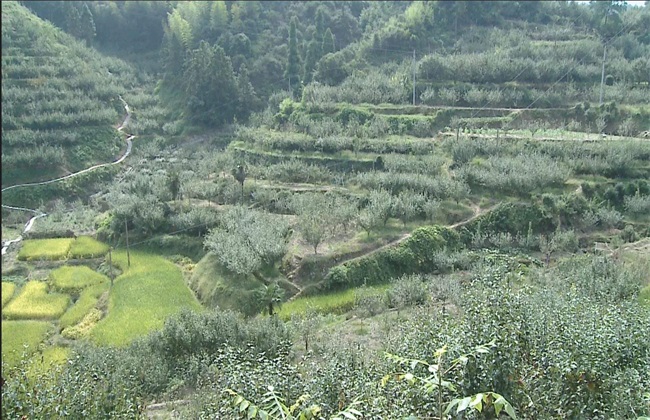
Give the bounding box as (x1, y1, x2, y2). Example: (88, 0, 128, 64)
(50, 265, 109, 293)
(90, 250, 202, 347)
(17, 237, 75, 261)
(68, 235, 109, 259)
(3, 281, 70, 320)
(2, 237, 203, 371)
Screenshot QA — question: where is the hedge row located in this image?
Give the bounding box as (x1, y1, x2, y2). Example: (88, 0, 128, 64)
(323, 225, 462, 290)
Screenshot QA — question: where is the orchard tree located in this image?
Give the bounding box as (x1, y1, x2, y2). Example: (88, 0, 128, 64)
(291, 193, 339, 254)
(358, 189, 394, 236)
(232, 164, 247, 198)
(204, 206, 290, 285)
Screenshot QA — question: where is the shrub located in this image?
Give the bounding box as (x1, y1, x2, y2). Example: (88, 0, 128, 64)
(3, 281, 70, 320)
(324, 225, 461, 290)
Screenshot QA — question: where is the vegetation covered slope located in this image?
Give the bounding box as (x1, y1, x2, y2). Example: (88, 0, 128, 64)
(1, 1, 140, 186)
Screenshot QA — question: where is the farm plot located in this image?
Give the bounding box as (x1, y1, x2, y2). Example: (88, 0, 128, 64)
(3, 281, 70, 320)
(90, 250, 202, 347)
(50, 265, 108, 293)
(68, 235, 109, 259)
(17, 237, 74, 261)
(59, 282, 108, 330)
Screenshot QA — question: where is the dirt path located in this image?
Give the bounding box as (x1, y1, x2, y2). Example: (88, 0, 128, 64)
(287, 203, 498, 301)
(1, 99, 134, 256)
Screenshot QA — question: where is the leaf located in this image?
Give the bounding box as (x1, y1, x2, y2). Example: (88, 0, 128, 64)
(404, 373, 414, 382)
(457, 355, 469, 365)
(340, 411, 357, 420)
(247, 405, 258, 419)
(444, 398, 461, 415)
(381, 374, 392, 387)
(258, 410, 269, 420)
(457, 397, 471, 414)
(234, 396, 245, 406)
(240, 400, 250, 412)
(470, 394, 483, 412)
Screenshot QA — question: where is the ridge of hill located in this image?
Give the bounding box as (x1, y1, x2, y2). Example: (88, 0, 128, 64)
(1, 1, 142, 187)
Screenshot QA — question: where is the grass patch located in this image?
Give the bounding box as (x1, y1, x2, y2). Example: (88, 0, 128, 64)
(25, 345, 70, 380)
(50, 265, 109, 294)
(278, 284, 389, 321)
(90, 250, 202, 347)
(640, 285, 650, 307)
(58, 282, 109, 329)
(1, 320, 52, 370)
(189, 252, 270, 317)
(3, 281, 70, 320)
(69, 236, 109, 259)
(17, 238, 74, 261)
(2, 282, 16, 307)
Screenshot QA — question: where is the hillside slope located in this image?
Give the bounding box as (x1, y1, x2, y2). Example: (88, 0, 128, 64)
(1, 1, 141, 187)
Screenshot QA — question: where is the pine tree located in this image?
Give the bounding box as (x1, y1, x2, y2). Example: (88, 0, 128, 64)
(322, 27, 335, 55)
(236, 64, 259, 120)
(302, 37, 320, 85)
(285, 16, 301, 96)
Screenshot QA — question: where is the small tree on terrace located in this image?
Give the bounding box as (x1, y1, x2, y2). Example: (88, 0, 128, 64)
(204, 206, 290, 287)
(232, 164, 246, 198)
(292, 193, 337, 254)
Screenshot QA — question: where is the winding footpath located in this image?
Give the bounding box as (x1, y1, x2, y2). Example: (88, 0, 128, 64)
(1, 97, 134, 256)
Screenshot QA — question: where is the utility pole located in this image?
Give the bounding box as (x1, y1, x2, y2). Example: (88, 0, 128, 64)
(412, 49, 416, 106)
(125, 220, 130, 268)
(108, 247, 114, 287)
(599, 7, 611, 106)
(599, 44, 607, 106)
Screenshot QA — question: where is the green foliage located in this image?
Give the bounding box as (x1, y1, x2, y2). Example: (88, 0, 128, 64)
(324, 225, 461, 290)
(3, 281, 70, 321)
(204, 206, 290, 278)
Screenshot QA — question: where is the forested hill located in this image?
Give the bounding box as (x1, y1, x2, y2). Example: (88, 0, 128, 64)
(20, 1, 650, 132)
(1, 1, 143, 187)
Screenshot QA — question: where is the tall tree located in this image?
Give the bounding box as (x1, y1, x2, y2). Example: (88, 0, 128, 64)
(322, 27, 336, 55)
(302, 37, 320, 85)
(183, 41, 238, 126)
(285, 16, 301, 96)
(236, 64, 260, 121)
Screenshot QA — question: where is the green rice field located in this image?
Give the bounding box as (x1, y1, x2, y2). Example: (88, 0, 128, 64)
(50, 265, 108, 293)
(68, 236, 109, 259)
(17, 238, 75, 261)
(90, 250, 202, 347)
(3, 281, 70, 320)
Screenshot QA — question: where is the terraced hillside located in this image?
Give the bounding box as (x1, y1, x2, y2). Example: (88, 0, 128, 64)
(1, 1, 141, 186)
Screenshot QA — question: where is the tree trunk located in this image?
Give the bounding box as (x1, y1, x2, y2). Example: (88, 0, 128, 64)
(268, 302, 274, 316)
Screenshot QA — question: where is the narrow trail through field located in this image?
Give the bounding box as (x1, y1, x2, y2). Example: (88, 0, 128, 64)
(1, 97, 134, 256)
(287, 202, 498, 301)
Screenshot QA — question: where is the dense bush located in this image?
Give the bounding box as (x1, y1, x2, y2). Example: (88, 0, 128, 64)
(324, 225, 461, 290)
